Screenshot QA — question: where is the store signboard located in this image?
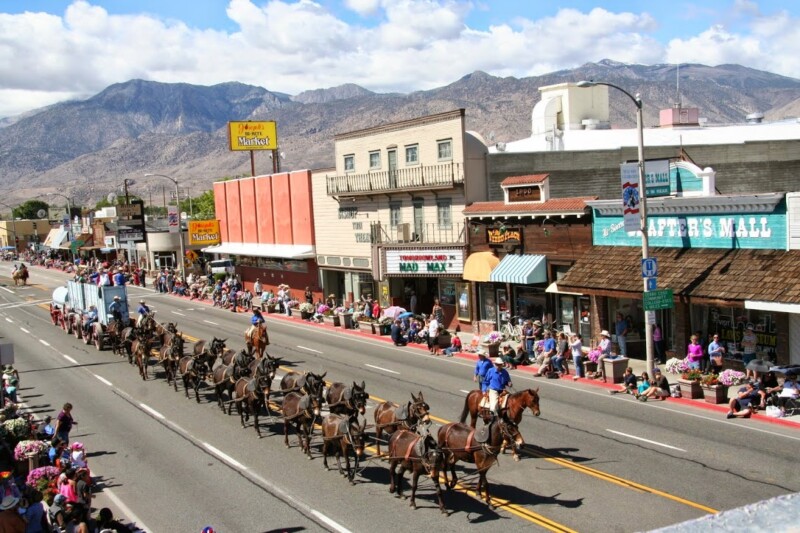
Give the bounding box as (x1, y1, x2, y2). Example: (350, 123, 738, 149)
(384, 248, 464, 275)
(643, 289, 674, 311)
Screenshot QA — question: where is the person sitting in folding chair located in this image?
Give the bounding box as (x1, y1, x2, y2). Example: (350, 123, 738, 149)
(774, 375, 799, 417)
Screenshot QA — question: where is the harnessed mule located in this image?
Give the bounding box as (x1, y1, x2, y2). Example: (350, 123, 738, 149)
(388, 429, 446, 513)
(178, 353, 212, 403)
(132, 337, 152, 381)
(282, 390, 323, 459)
(321, 414, 367, 483)
(158, 333, 185, 390)
(437, 416, 523, 508)
(325, 381, 368, 417)
(193, 337, 227, 360)
(280, 371, 327, 399)
(459, 388, 540, 461)
(373, 392, 431, 457)
(232, 355, 282, 437)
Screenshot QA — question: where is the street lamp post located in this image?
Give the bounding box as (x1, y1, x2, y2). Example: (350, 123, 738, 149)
(144, 173, 186, 280)
(577, 80, 654, 375)
(0, 201, 19, 252)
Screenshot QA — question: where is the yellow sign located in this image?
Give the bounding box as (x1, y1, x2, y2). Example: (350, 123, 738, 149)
(228, 121, 278, 151)
(188, 220, 221, 245)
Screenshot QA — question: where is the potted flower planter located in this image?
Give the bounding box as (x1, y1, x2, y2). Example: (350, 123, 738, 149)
(678, 378, 704, 400)
(482, 342, 500, 357)
(378, 323, 392, 335)
(264, 304, 279, 314)
(701, 384, 729, 404)
(358, 321, 376, 334)
(300, 311, 314, 321)
(323, 315, 341, 327)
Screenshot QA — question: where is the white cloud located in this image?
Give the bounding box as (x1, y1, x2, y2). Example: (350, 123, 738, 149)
(0, 0, 798, 118)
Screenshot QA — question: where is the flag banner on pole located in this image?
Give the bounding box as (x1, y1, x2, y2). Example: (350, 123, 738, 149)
(621, 162, 640, 233)
(167, 206, 179, 234)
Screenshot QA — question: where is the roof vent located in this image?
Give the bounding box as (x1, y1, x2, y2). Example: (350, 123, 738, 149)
(496, 142, 506, 152)
(746, 112, 764, 124)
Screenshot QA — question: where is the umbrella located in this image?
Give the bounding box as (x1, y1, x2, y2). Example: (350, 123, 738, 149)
(398, 311, 415, 319)
(0, 246, 15, 251)
(382, 306, 406, 319)
(745, 359, 773, 373)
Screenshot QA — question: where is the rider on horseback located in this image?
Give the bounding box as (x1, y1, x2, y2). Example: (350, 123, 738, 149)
(246, 308, 266, 344)
(136, 300, 150, 327)
(484, 357, 512, 418)
(108, 295, 123, 323)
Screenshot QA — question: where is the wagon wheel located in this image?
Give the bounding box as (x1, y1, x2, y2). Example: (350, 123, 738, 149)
(95, 331, 104, 351)
(74, 318, 82, 339)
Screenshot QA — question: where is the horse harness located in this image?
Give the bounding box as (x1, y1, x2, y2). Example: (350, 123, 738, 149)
(443, 420, 502, 457)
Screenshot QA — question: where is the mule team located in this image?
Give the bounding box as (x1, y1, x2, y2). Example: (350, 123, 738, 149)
(54, 313, 542, 513)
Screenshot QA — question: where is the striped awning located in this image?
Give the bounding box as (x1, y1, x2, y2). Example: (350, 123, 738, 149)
(490, 254, 547, 284)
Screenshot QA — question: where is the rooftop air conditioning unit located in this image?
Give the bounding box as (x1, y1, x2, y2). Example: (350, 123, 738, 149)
(396, 223, 411, 242)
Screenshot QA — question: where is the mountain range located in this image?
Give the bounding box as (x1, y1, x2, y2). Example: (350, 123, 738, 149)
(2, 59, 799, 205)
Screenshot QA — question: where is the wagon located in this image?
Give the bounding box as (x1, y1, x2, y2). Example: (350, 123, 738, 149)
(62, 281, 132, 351)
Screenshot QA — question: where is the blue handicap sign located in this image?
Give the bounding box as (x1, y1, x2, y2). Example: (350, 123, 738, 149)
(641, 258, 658, 278)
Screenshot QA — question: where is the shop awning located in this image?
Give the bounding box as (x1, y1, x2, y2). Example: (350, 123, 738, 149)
(43, 227, 68, 249)
(746, 300, 800, 314)
(490, 254, 547, 284)
(545, 282, 583, 296)
(462, 251, 499, 282)
(202, 242, 316, 259)
(558, 246, 800, 305)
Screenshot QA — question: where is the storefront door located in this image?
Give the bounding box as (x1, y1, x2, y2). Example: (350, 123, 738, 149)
(497, 288, 509, 327)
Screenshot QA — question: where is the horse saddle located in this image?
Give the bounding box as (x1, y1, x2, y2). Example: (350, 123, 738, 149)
(298, 394, 311, 411)
(337, 418, 350, 435)
(342, 387, 353, 401)
(394, 403, 410, 422)
(412, 436, 427, 458)
(296, 374, 308, 390)
(475, 419, 493, 443)
(245, 379, 258, 394)
(478, 392, 509, 411)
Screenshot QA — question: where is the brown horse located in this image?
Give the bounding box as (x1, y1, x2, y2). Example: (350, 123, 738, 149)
(132, 337, 152, 381)
(12, 267, 28, 286)
(155, 321, 178, 349)
(194, 337, 227, 359)
(437, 417, 523, 508)
(245, 324, 269, 358)
(282, 390, 323, 459)
(320, 414, 367, 483)
(178, 353, 212, 403)
(373, 392, 431, 457)
(388, 429, 446, 513)
(325, 381, 368, 417)
(212, 364, 235, 413)
(459, 388, 540, 461)
(232, 355, 282, 438)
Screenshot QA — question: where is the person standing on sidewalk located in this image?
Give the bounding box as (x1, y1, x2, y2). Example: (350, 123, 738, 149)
(54, 403, 77, 444)
(570, 333, 584, 380)
(614, 313, 628, 357)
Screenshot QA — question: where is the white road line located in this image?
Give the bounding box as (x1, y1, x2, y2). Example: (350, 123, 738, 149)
(203, 320, 219, 325)
(103, 488, 151, 533)
(311, 510, 351, 533)
(0, 287, 12, 294)
(297, 345, 322, 354)
(171, 311, 186, 317)
(185, 308, 194, 311)
(4, 317, 12, 322)
(20, 327, 29, 334)
(62, 354, 78, 364)
(606, 429, 687, 452)
(140, 403, 165, 420)
(203, 442, 245, 469)
(460, 389, 472, 394)
(39, 339, 50, 346)
(93, 374, 113, 387)
(365, 363, 399, 375)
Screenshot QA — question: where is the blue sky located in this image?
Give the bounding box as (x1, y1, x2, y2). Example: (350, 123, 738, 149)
(0, 1, 798, 117)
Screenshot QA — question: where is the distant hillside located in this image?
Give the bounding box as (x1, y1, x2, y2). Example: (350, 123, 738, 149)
(2, 60, 799, 204)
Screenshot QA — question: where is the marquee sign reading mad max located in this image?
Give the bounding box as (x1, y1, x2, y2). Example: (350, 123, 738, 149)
(593, 208, 787, 249)
(384, 249, 464, 275)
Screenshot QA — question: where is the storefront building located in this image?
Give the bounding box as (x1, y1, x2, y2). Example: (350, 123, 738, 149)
(558, 161, 800, 366)
(462, 174, 594, 335)
(312, 109, 488, 325)
(206, 170, 318, 299)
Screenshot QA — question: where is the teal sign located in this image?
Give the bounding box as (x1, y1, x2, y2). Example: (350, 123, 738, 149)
(593, 204, 786, 250)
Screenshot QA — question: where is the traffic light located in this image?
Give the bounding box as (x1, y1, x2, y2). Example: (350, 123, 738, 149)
(14, 237, 19, 246)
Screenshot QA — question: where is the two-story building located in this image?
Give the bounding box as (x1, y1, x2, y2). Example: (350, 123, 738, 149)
(311, 109, 488, 328)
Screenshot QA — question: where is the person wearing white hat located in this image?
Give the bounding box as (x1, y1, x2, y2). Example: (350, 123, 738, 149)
(595, 330, 616, 383)
(484, 356, 513, 417)
(473, 349, 493, 391)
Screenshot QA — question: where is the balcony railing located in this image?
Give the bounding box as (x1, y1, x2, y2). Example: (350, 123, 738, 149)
(327, 162, 464, 197)
(370, 221, 465, 245)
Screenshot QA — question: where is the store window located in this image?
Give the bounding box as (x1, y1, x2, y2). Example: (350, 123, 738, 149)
(154, 252, 175, 269)
(436, 199, 452, 229)
(405, 144, 419, 165)
(369, 150, 381, 170)
(478, 285, 498, 324)
(702, 306, 777, 360)
(389, 202, 402, 228)
(514, 287, 545, 322)
(344, 154, 355, 172)
(437, 139, 452, 161)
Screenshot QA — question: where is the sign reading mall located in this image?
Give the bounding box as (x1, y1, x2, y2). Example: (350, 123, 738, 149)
(384, 248, 464, 276)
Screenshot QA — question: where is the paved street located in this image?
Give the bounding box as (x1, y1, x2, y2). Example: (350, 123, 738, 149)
(1, 263, 798, 532)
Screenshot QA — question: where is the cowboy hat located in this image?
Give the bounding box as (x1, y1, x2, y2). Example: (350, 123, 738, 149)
(533, 320, 542, 326)
(328, 293, 335, 298)
(477, 348, 487, 356)
(139, 300, 145, 304)
(494, 357, 504, 365)
(113, 295, 120, 300)
(600, 330, 611, 337)
(0, 495, 19, 510)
